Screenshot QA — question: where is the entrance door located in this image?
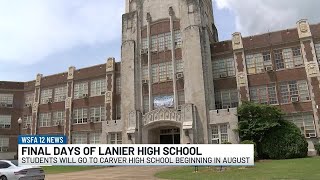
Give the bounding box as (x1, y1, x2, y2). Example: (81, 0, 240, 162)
(159, 128, 180, 144)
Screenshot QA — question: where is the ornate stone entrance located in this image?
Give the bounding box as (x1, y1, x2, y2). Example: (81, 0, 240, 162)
(139, 104, 195, 144)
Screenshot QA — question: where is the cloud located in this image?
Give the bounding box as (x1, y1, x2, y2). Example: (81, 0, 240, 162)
(215, 0, 320, 36)
(0, 0, 124, 65)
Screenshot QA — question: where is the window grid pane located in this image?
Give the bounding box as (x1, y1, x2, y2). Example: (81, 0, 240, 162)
(52, 111, 65, 126)
(73, 108, 88, 124)
(89, 132, 101, 144)
(284, 112, 316, 137)
(315, 43, 320, 64)
(24, 93, 34, 105)
(212, 58, 235, 79)
(0, 136, 9, 152)
(90, 79, 106, 97)
(90, 106, 105, 122)
(54, 86, 67, 102)
(249, 84, 278, 105)
(40, 89, 53, 104)
(74, 82, 88, 99)
(215, 89, 239, 109)
(39, 113, 51, 127)
(72, 133, 87, 144)
(0, 115, 11, 129)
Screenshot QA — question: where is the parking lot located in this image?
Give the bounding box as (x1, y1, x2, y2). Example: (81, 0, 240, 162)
(46, 166, 170, 180)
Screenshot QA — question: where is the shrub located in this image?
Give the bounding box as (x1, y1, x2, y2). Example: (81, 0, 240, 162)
(260, 120, 308, 159)
(315, 142, 320, 155)
(241, 140, 258, 159)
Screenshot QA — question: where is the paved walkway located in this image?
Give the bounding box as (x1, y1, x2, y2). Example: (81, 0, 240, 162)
(46, 166, 171, 180)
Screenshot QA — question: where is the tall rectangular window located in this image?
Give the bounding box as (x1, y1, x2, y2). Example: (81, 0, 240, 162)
(40, 89, 53, 104)
(249, 84, 278, 105)
(211, 124, 229, 144)
(90, 79, 106, 97)
(89, 132, 101, 144)
(166, 62, 173, 80)
(116, 77, 121, 94)
(24, 93, 34, 105)
(174, 30, 182, 48)
(73, 108, 88, 124)
(164, 32, 172, 50)
(110, 132, 122, 144)
(142, 66, 149, 80)
(39, 113, 51, 127)
(143, 96, 149, 114)
(151, 35, 158, 51)
(152, 64, 158, 83)
(212, 58, 235, 79)
(285, 112, 316, 138)
(215, 89, 238, 109)
(23, 116, 32, 129)
(0, 115, 11, 129)
(274, 49, 285, 70)
(52, 111, 65, 126)
(90, 106, 105, 122)
(159, 63, 167, 82)
(0, 94, 14, 107)
(176, 60, 184, 73)
(279, 80, 310, 103)
(54, 86, 67, 102)
(74, 82, 88, 99)
(158, 34, 165, 51)
(72, 132, 87, 144)
(0, 136, 9, 152)
(141, 38, 148, 50)
(315, 43, 320, 64)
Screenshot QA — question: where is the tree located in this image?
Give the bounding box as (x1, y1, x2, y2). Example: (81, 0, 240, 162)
(237, 102, 283, 143)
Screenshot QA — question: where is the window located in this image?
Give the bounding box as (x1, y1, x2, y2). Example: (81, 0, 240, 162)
(72, 132, 87, 144)
(53, 111, 65, 126)
(215, 89, 238, 109)
(279, 80, 310, 103)
(0, 94, 13, 107)
(141, 38, 148, 50)
(142, 66, 149, 80)
(74, 82, 88, 99)
(0, 136, 9, 152)
(24, 93, 34, 105)
(246, 53, 272, 74)
(90, 79, 106, 97)
(23, 116, 32, 129)
(174, 30, 182, 48)
(315, 43, 320, 64)
(152, 64, 158, 83)
(116, 77, 121, 94)
(73, 108, 88, 124)
(212, 58, 235, 79)
(89, 132, 101, 144)
(0, 115, 11, 129)
(151, 35, 158, 51)
(54, 86, 67, 102)
(249, 84, 278, 105)
(158, 34, 165, 51)
(274, 47, 303, 70)
(152, 63, 173, 83)
(285, 112, 316, 138)
(90, 106, 105, 122)
(176, 59, 184, 73)
(110, 132, 122, 144)
(39, 113, 51, 127)
(211, 124, 229, 144)
(116, 103, 121, 120)
(178, 91, 185, 106)
(40, 89, 53, 104)
(143, 96, 149, 114)
(164, 32, 172, 50)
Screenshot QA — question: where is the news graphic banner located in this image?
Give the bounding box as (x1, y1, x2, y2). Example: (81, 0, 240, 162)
(18, 135, 254, 166)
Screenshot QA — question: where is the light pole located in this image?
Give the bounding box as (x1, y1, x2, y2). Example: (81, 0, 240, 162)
(17, 117, 22, 160)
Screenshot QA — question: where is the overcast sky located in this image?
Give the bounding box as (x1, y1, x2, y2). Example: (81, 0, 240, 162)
(0, 0, 319, 81)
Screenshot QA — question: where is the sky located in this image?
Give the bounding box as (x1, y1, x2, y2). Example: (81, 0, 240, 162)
(0, 0, 319, 82)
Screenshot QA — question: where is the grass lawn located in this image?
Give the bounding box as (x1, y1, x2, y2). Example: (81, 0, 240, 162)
(155, 157, 320, 180)
(42, 166, 102, 174)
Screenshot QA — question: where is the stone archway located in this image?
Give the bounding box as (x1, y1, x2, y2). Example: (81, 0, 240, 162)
(140, 104, 195, 144)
